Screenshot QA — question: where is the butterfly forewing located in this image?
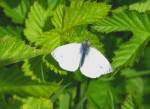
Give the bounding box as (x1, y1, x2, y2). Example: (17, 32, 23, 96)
(51, 43, 82, 72)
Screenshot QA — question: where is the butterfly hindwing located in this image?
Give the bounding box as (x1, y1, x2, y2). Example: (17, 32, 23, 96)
(80, 47, 112, 78)
(51, 43, 82, 72)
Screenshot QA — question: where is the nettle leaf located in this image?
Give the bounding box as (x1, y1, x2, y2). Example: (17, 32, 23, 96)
(22, 45, 67, 77)
(24, 1, 61, 53)
(93, 11, 150, 70)
(52, 4, 64, 30)
(21, 97, 53, 109)
(121, 94, 135, 109)
(21, 56, 62, 82)
(22, 59, 41, 81)
(87, 80, 114, 109)
(129, 1, 150, 13)
(112, 32, 149, 70)
(24, 1, 52, 43)
(0, 0, 32, 24)
(24, 1, 62, 52)
(0, 26, 22, 38)
(0, 36, 42, 66)
(42, 55, 67, 75)
(52, 0, 111, 31)
(36, 0, 110, 50)
(0, 67, 59, 97)
(93, 11, 150, 33)
(35, 30, 61, 53)
(24, 1, 63, 53)
(34, 30, 66, 75)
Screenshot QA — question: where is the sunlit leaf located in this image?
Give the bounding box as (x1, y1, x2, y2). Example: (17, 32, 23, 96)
(0, 36, 42, 66)
(21, 97, 53, 109)
(24, 1, 52, 43)
(129, 1, 150, 13)
(52, 0, 111, 32)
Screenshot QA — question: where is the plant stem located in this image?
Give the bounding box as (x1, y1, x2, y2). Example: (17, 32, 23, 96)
(75, 81, 81, 105)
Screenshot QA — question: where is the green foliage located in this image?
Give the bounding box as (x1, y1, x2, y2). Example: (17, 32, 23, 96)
(21, 59, 41, 81)
(94, 11, 150, 70)
(129, 0, 150, 13)
(0, 66, 59, 97)
(93, 11, 150, 33)
(21, 97, 53, 109)
(0, 0, 150, 108)
(112, 32, 149, 70)
(121, 94, 135, 109)
(0, 36, 42, 66)
(52, 0, 111, 32)
(0, 26, 22, 38)
(24, 1, 52, 43)
(59, 93, 70, 109)
(24, 0, 109, 74)
(0, 0, 32, 24)
(87, 80, 114, 109)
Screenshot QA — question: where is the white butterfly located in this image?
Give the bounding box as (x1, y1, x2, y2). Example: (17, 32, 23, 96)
(51, 42, 112, 78)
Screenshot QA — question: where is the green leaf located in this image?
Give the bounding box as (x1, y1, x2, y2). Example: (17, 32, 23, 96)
(42, 55, 67, 75)
(112, 32, 149, 70)
(24, 1, 52, 43)
(21, 59, 41, 81)
(94, 11, 150, 70)
(121, 69, 144, 95)
(129, 1, 150, 13)
(47, 0, 62, 9)
(121, 94, 135, 109)
(52, 0, 111, 32)
(0, 36, 42, 66)
(0, 0, 32, 24)
(21, 97, 53, 109)
(87, 80, 114, 109)
(121, 69, 144, 108)
(35, 30, 61, 53)
(93, 11, 150, 33)
(59, 93, 70, 109)
(0, 66, 59, 97)
(0, 26, 22, 38)
(52, 5, 64, 30)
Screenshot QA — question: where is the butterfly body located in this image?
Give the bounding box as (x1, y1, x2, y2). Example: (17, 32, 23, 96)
(51, 43, 112, 78)
(80, 42, 90, 67)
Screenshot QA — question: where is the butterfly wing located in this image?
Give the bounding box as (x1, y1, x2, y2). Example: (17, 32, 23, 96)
(51, 43, 82, 72)
(80, 47, 112, 78)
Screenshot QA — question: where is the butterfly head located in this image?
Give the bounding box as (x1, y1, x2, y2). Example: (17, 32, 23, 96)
(81, 42, 90, 53)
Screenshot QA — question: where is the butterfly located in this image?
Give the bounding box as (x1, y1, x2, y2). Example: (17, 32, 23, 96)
(51, 42, 112, 78)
